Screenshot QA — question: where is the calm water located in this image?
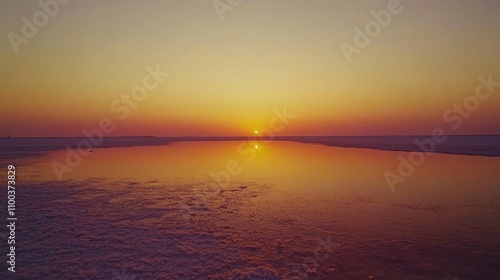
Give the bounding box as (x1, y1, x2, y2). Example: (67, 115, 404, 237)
(23, 141, 500, 198)
(6, 141, 500, 279)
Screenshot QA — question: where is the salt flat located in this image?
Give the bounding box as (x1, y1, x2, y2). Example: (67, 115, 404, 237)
(4, 141, 499, 279)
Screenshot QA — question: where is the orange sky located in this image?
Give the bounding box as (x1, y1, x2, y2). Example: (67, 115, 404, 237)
(1, 0, 500, 137)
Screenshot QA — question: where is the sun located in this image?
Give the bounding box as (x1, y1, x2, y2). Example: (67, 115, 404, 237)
(254, 130, 258, 135)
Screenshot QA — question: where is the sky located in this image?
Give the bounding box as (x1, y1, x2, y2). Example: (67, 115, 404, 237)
(1, 0, 500, 137)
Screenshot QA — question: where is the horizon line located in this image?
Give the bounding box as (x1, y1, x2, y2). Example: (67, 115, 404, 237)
(2, 134, 500, 139)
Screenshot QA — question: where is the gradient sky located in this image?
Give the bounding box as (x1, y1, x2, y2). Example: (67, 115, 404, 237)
(1, 0, 500, 137)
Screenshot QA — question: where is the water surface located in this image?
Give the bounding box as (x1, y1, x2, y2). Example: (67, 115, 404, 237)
(8, 141, 500, 279)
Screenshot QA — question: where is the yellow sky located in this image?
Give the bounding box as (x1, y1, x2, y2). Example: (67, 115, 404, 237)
(1, 0, 500, 136)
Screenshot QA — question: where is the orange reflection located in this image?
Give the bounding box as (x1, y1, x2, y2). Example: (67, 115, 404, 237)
(22, 141, 500, 203)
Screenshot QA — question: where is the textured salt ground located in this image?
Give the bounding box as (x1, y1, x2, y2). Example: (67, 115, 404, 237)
(2, 179, 499, 279)
(7, 179, 283, 279)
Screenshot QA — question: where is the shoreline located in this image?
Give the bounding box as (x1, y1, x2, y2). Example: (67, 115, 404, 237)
(1, 135, 500, 159)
